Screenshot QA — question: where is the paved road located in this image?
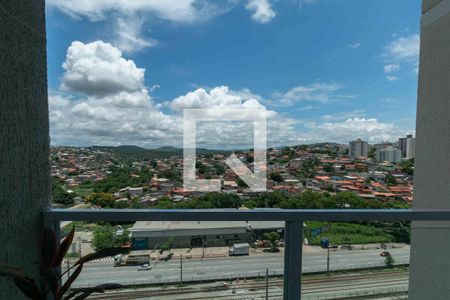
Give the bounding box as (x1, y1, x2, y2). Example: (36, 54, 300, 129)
(72, 247, 410, 288)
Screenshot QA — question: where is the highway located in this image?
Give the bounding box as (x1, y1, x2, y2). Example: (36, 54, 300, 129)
(72, 247, 410, 288)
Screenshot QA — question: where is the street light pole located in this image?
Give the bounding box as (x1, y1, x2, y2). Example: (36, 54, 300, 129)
(266, 267, 269, 300)
(180, 254, 183, 286)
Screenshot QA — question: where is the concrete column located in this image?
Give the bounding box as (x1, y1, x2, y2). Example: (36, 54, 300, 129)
(409, 0, 450, 299)
(0, 0, 50, 298)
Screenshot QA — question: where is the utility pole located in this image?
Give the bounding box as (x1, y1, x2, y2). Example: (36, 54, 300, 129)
(180, 254, 183, 286)
(202, 238, 205, 259)
(326, 246, 330, 275)
(78, 236, 82, 257)
(266, 267, 269, 300)
(66, 259, 70, 280)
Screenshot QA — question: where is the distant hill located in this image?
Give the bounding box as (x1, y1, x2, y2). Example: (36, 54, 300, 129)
(91, 145, 229, 161)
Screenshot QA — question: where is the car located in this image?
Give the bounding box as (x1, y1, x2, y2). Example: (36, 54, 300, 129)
(137, 264, 152, 271)
(380, 251, 390, 257)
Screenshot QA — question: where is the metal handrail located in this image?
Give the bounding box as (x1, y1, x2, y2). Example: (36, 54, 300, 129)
(44, 208, 450, 222)
(43, 208, 450, 300)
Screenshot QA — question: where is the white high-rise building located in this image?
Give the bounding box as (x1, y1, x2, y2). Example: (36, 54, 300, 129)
(349, 139, 368, 160)
(398, 134, 415, 158)
(406, 136, 415, 158)
(376, 146, 402, 163)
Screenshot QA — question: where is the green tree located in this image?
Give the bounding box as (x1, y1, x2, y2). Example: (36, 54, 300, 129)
(92, 226, 130, 250)
(52, 178, 75, 205)
(151, 160, 157, 168)
(384, 252, 395, 267)
(270, 172, 283, 182)
(263, 231, 280, 252)
(323, 163, 333, 173)
(385, 174, 397, 186)
(400, 159, 414, 175)
(196, 161, 208, 174)
(158, 237, 174, 253)
(86, 192, 115, 208)
(92, 227, 114, 250)
(214, 163, 225, 175)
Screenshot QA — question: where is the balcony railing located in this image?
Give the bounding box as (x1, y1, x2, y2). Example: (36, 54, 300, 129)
(44, 208, 450, 300)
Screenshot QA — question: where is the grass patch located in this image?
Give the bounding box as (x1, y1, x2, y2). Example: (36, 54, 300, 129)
(69, 186, 94, 197)
(64, 252, 81, 259)
(306, 221, 395, 245)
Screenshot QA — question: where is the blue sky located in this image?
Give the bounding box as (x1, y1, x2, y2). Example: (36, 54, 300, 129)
(46, 0, 421, 148)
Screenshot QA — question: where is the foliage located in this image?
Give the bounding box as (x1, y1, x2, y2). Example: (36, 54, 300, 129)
(79, 166, 153, 193)
(385, 252, 395, 267)
(92, 226, 130, 251)
(0, 228, 126, 299)
(85, 192, 115, 208)
(400, 159, 414, 175)
(297, 158, 320, 178)
(213, 163, 225, 175)
(195, 162, 208, 174)
(157, 168, 182, 183)
(323, 163, 334, 173)
(149, 190, 410, 244)
(155, 192, 243, 209)
(282, 147, 296, 158)
(385, 174, 398, 186)
(158, 238, 174, 253)
(91, 145, 227, 162)
(269, 172, 283, 182)
(52, 178, 75, 205)
(263, 231, 280, 252)
(306, 221, 396, 245)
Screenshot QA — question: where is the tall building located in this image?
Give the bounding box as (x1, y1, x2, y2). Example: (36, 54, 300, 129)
(376, 146, 402, 163)
(406, 137, 415, 158)
(398, 137, 408, 156)
(349, 139, 368, 160)
(398, 134, 415, 158)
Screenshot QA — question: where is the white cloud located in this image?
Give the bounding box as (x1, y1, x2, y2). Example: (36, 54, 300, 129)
(48, 0, 230, 53)
(170, 86, 267, 111)
(386, 76, 398, 81)
(321, 110, 366, 121)
(150, 84, 161, 92)
(246, 0, 276, 24)
(61, 41, 145, 96)
(348, 43, 361, 49)
(272, 83, 344, 106)
(314, 117, 399, 143)
(51, 40, 408, 148)
(384, 64, 400, 73)
(381, 34, 419, 80)
(114, 17, 157, 53)
(383, 34, 420, 62)
(47, 0, 221, 23)
(51, 41, 181, 147)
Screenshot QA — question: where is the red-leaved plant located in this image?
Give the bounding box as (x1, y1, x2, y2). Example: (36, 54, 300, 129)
(0, 227, 129, 299)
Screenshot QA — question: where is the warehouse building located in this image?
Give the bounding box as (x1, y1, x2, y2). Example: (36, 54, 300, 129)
(129, 220, 285, 249)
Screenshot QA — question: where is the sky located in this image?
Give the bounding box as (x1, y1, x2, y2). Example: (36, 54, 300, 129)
(46, 0, 421, 149)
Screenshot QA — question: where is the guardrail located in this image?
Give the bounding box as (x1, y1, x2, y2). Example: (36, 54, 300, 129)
(44, 208, 450, 300)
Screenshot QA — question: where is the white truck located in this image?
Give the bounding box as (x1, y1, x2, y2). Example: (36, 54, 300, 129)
(229, 243, 250, 256)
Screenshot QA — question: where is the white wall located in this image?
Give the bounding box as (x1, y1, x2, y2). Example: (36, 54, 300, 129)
(409, 0, 450, 298)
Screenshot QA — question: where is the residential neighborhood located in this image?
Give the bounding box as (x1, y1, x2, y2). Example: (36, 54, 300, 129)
(51, 135, 415, 208)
